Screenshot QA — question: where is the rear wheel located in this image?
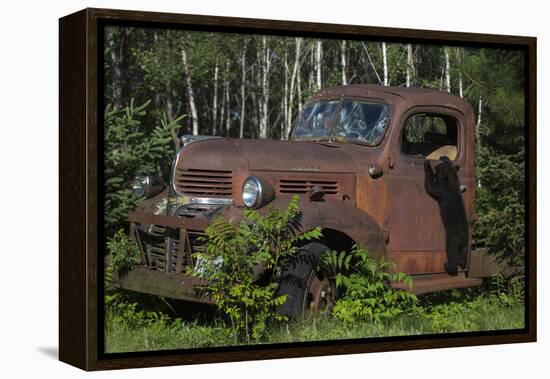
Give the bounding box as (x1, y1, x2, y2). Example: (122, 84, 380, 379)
(277, 242, 336, 318)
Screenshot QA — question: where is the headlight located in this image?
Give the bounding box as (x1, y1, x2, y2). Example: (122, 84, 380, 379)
(131, 175, 165, 198)
(242, 176, 262, 208)
(132, 175, 150, 197)
(242, 176, 274, 209)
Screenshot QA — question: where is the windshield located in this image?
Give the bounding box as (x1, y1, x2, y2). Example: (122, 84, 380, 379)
(291, 99, 390, 144)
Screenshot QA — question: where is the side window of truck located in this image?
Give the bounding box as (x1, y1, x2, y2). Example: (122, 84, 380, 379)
(401, 114, 459, 160)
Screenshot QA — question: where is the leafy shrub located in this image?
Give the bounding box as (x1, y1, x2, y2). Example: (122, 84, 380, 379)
(487, 273, 525, 307)
(320, 245, 418, 324)
(190, 195, 322, 343)
(104, 99, 182, 236)
(107, 229, 141, 277)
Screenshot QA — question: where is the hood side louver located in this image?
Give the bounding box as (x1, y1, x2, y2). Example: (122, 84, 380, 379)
(278, 179, 339, 196)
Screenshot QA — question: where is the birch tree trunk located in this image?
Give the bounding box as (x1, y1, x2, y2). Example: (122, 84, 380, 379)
(476, 97, 483, 131)
(251, 61, 260, 138)
(285, 37, 302, 139)
(406, 43, 413, 87)
(212, 59, 219, 135)
(315, 40, 322, 90)
(181, 47, 199, 135)
(361, 42, 383, 85)
(456, 48, 464, 98)
(382, 42, 388, 86)
(297, 53, 303, 115)
(224, 61, 231, 137)
(218, 71, 226, 135)
(458, 70, 464, 98)
(107, 30, 123, 109)
(239, 42, 247, 138)
(282, 48, 289, 139)
(259, 36, 272, 139)
(341, 40, 347, 85)
(308, 42, 314, 92)
(444, 47, 451, 93)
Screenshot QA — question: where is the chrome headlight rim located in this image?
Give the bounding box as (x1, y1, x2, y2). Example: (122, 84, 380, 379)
(131, 175, 150, 197)
(242, 176, 263, 208)
(132, 175, 166, 199)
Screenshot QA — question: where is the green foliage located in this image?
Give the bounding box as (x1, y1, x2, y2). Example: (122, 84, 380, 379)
(487, 274, 525, 307)
(415, 277, 525, 333)
(475, 149, 525, 269)
(104, 284, 524, 352)
(107, 229, 141, 277)
(320, 245, 418, 324)
(190, 195, 322, 343)
(463, 49, 526, 271)
(104, 99, 181, 236)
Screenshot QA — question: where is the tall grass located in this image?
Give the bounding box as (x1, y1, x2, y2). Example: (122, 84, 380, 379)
(104, 284, 524, 353)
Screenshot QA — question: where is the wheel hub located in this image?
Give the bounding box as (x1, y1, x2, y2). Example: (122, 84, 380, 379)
(304, 271, 334, 314)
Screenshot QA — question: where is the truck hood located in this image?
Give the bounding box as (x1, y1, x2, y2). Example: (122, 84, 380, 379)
(176, 138, 363, 173)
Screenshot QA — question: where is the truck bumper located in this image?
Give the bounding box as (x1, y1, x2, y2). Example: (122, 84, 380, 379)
(113, 266, 213, 304)
(114, 211, 214, 303)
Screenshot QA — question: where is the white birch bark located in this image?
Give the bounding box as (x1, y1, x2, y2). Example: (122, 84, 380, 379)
(308, 43, 314, 92)
(285, 37, 302, 139)
(224, 62, 231, 137)
(382, 42, 388, 86)
(341, 40, 347, 85)
(457, 48, 464, 98)
(315, 40, 322, 90)
(476, 97, 483, 131)
(282, 48, 288, 139)
(181, 47, 199, 135)
(239, 42, 247, 138)
(406, 43, 413, 87)
(297, 55, 303, 115)
(259, 36, 272, 139)
(212, 59, 219, 135)
(444, 47, 451, 93)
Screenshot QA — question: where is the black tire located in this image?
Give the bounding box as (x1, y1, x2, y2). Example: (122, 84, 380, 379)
(277, 242, 336, 318)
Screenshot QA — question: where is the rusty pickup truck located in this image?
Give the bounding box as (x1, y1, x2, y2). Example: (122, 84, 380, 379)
(115, 84, 498, 317)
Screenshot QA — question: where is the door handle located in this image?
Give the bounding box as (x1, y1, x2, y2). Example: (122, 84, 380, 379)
(460, 185, 467, 193)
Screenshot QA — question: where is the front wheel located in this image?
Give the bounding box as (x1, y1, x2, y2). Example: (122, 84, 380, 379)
(277, 242, 336, 318)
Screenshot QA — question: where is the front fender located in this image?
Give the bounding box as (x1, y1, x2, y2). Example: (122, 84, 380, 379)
(223, 195, 387, 260)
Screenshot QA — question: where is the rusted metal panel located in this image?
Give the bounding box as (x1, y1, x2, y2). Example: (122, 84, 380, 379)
(128, 211, 209, 230)
(391, 272, 482, 295)
(383, 104, 474, 275)
(236, 195, 388, 260)
(387, 250, 467, 275)
(129, 222, 148, 266)
(114, 267, 212, 304)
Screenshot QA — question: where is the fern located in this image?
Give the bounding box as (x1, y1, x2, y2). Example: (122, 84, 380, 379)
(319, 244, 418, 324)
(190, 195, 321, 343)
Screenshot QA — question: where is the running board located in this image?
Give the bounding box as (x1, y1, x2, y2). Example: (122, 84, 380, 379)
(391, 272, 482, 295)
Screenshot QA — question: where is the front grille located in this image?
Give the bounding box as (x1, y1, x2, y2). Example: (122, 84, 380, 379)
(278, 179, 339, 195)
(174, 168, 233, 198)
(143, 226, 206, 274)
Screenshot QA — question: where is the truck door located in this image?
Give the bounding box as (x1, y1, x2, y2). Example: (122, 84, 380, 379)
(385, 108, 472, 275)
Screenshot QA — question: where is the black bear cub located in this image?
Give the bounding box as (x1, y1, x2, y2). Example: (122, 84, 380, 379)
(424, 157, 469, 276)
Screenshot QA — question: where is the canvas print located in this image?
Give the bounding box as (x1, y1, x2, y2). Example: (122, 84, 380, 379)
(102, 25, 526, 353)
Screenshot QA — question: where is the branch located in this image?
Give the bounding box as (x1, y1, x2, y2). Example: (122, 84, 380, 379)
(361, 42, 383, 85)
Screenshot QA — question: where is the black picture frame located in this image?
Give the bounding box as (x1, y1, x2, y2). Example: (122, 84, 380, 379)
(59, 7, 537, 371)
